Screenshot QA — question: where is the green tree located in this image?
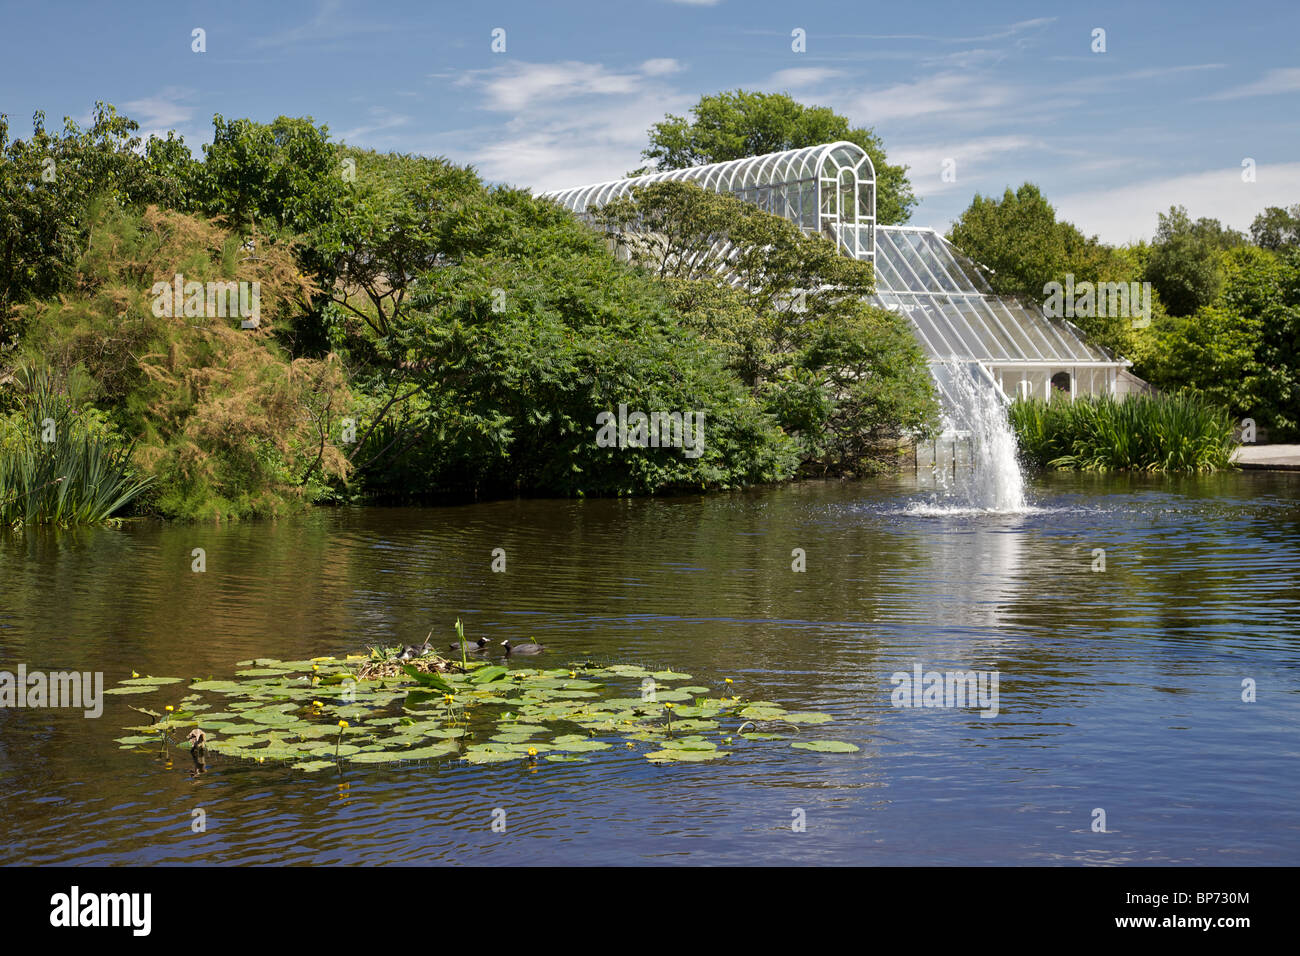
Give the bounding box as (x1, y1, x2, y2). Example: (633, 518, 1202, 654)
(359, 193, 798, 497)
(1143, 244, 1300, 435)
(1250, 204, 1300, 250)
(641, 90, 917, 225)
(1144, 205, 1239, 317)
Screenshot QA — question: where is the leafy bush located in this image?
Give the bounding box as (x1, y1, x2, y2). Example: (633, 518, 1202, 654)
(13, 204, 352, 519)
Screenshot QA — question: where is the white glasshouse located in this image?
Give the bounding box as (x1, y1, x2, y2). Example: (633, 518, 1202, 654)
(542, 141, 1140, 414)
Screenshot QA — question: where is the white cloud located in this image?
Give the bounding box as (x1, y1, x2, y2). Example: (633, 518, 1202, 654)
(123, 88, 194, 129)
(846, 72, 1015, 124)
(466, 60, 677, 112)
(767, 67, 845, 88)
(1061, 63, 1226, 95)
(1054, 163, 1300, 244)
(1204, 67, 1300, 101)
(892, 136, 1040, 197)
(640, 58, 684, 76)
(122, 88, 198, 143)
(469, 93, 691, 192)
(834, 17, 1056, 44)
(338, 107, 412, 144)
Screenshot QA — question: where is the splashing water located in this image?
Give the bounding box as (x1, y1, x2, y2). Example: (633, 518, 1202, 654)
(919, 362, 1028, 514)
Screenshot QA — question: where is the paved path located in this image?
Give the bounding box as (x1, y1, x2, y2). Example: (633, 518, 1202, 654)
(1233, 444, 1300, 470)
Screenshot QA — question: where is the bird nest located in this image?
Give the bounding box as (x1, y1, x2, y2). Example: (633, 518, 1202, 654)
(354, 654, 463, 681)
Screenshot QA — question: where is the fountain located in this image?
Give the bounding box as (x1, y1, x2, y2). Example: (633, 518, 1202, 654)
(918, 362, 1028, 514)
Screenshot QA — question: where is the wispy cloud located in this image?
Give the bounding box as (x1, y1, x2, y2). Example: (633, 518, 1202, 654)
(123, 88, 194, 129)
(438, 57, 694, 191)
(123, 87, 197, 142)
(459, 59, 683, 112)
(893, 135, 1041, 198)
(767, 67, 845, 89)
(1060, 62, 1226, 95)
(832, 17, 1056, 44)
(251, 0, 396, 50)
(845, 72, 1016, 124)
(1204, 67, 1300, 101)
(338, 107, 412, 144)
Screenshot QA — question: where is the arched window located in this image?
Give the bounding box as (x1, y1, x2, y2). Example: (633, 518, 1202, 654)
(1050, 371, 1072, 399)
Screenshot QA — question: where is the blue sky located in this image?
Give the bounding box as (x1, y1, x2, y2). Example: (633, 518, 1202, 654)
(2, 0, 1298, 242)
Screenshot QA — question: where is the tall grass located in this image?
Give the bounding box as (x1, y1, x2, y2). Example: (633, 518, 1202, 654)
(1008, 392, 1237, 473)
(0, 366, 153, 527)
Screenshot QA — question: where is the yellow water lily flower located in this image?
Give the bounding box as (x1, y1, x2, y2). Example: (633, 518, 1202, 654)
(165, 705, 174, 712)
(527, 747, 537, 757)
(337, 720, 349, 730)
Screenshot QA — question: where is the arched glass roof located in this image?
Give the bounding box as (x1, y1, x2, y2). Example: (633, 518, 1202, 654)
(543, 145, 1129, 373)
(541, 141, 875, 259)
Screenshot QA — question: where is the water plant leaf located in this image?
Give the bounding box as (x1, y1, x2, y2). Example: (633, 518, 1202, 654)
(291, 760, 337, 772)
(401, 665, 454, 693)
(120, 676, 183, 686)
(103, 686, 166, 695)
(462, 750, 518, 764)
(790, 740, 859, 752)
(645, 749, 731, 763)
(738, 705, 786, 721)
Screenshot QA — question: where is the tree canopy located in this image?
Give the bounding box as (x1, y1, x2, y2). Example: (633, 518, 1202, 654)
(641, 90, 918, 225)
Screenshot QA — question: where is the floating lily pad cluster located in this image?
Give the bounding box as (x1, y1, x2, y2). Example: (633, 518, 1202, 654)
(113, 654, 859, 772)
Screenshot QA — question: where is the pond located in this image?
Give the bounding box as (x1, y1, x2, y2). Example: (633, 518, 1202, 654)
(1, 470, 1298, 865)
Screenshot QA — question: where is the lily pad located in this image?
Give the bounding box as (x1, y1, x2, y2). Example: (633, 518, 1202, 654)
(103, 686, 163, 696)
(645, 748, 732, 763)
(790, 740, 860, 753)
(291, 760, 338, 772)
(462, 750, 519, 764)
(120, 676, 183, 686)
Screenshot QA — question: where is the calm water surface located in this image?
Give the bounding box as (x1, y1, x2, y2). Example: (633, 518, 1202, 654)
(2, 472, 1298, 865)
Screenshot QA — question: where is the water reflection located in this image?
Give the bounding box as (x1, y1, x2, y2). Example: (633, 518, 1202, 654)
(1, 470, 1298, 864)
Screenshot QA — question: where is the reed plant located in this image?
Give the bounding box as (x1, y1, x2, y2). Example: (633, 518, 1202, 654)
(1008, 392, 1237, 473)
(0, 365, 153, 527)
